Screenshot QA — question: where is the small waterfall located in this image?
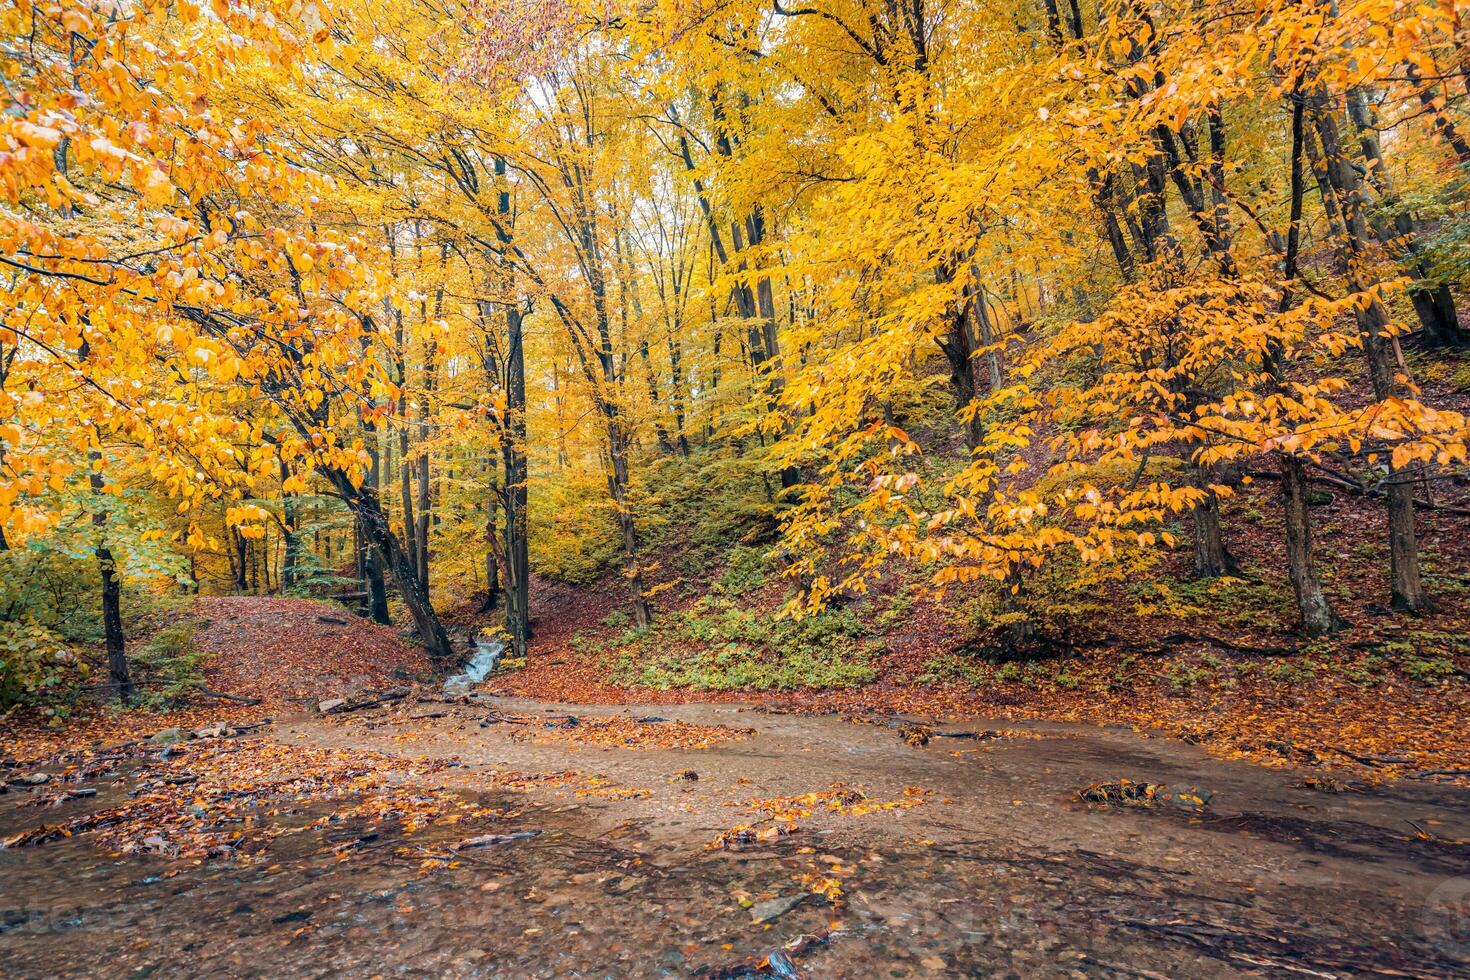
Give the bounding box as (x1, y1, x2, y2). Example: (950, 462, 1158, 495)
(444, 637, 504, 694)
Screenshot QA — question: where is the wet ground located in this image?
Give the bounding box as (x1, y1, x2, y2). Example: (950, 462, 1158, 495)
(4, 696, 1470, 977)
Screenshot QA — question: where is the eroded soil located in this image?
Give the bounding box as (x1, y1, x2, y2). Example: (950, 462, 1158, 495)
(4, 696, 1470, 978)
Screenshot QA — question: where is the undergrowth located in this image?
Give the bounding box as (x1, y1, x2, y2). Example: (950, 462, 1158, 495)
(602, 596, 877, 691)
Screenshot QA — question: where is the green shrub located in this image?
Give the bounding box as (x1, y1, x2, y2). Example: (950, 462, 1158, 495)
(714, 545, 769, 595)
(0, 619, 88, 713)
(1403, 655, 1458, 684)
(606, 600, 876, 691)
(133, 620, 209, 708)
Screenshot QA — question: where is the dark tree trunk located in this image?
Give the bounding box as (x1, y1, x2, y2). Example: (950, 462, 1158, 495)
(493, 157, 532, 659)
(98, 543, 130, 701)
(1280, 455, 1346, 636)
(415, 350, 435, 591)
(399, 424, 417, 586)
(361, 438, 391, 625)
(326, 467, 453, 660)
(1408, 281, 1465, 349)
(92, 462, 131, 702)
(937, 261, 988, 450)
(282, 494, 300, 590)
(1312, 110, 1432, 613)
(1190, 465, 1238, 578)
(502, 303, 532, 656)
(1344, 87, 1466, 348)
(482, 484, 501, 614)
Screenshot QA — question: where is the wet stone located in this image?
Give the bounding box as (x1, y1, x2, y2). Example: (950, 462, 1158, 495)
(749, 894, 807, 924)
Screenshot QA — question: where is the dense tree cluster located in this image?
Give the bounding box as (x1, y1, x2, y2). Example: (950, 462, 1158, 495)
(3, 0, 1469, 697)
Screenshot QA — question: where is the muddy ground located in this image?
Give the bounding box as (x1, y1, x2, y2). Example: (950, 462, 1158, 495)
(3, 696, 1470, 978)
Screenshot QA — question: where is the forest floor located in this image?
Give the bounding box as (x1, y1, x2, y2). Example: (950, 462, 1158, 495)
(3, 597, 1470, 976)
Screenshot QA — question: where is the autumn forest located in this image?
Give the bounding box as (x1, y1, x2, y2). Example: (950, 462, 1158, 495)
(5, 0, 1470, 975)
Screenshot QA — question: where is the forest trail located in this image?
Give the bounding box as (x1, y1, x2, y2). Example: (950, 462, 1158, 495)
(4, 689, 1470, 977)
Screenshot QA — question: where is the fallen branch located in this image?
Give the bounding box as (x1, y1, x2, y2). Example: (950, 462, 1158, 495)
(318, 689, 409, 715)
(195, 688, 261, 706)
(1155, 631, 1299, 656)
(1323, 745, 1413, 767)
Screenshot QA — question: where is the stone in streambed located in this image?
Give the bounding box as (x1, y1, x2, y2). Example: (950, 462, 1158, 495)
(749, 894, 809, 925)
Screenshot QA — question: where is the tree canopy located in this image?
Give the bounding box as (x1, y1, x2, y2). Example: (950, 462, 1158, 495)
(4, 0, 1470, 697)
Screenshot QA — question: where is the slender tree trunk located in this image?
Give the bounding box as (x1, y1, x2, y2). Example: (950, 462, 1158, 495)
(363, 427, 391, 625)
(282, 494, 300, 591)
(494, 159, 532, 658)
(969, 273, 1005, 392)
(98, 541, 129, 698)
(1345, 85, 1465, 347)
(88, 462, 131, 702)
(1312, 109, 1431, 612)
(481, 480, 501, 613)
(606, 416, 651, 627)
(667, 330, 691, 455)
(399, 420, 417, 586)
(1280, 455, 1346, 635)
(329, 468, 452, 659)
(415, 353, 434, 592)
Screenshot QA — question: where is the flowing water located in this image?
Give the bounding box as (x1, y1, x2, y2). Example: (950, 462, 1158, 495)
(443, 639, 504, 695)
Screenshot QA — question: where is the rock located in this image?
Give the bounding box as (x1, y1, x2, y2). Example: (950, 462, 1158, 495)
(316, 698, 347, 715)
(1304, 488, 1334, 507)
(148, 728, 190, 747)
(451, 830, 539, 851)
(20, 772, 51, 785)
(192, 722, 233, 739)
(750, 894, 808, 925)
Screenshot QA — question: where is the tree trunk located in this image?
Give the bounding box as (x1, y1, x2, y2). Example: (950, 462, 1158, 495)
(326, 467, 453, 660)
(491, 157, 532, 659)
(502, 303, 532, 655)
(282, 492, 300, 591)
(1312, 110, 1432, 612)
(938, 262, 987, 450)
(361, 426, 392, 624)
(89, 463, 131, 702)
(415, 348, 435, 590)
(399, 422, 417, 587)
(1344, 86, 1465, 347)
(482, 483, 501, 613)
(1190, 464, 1238, 578)
(1280, 455, 1346, 636)
(98, 542, 130, 700)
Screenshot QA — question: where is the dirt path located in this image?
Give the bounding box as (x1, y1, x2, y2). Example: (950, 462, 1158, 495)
(4, 696, 1470, 977)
